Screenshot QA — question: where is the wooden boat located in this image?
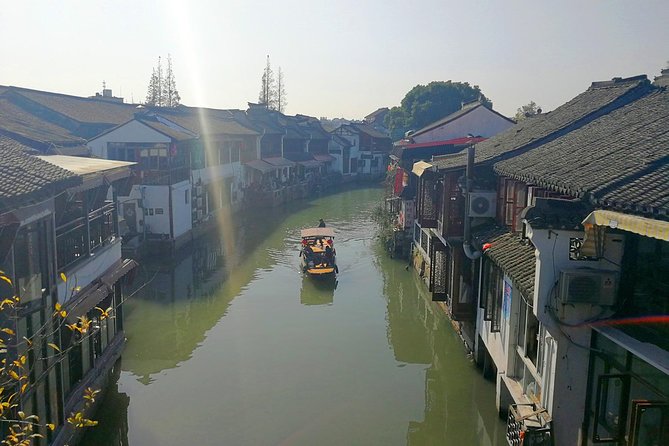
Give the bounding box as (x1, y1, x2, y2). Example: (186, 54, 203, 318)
(300, 227, 337, 277)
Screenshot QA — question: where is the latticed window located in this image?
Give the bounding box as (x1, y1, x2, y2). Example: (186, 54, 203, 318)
(417, 172, 440, 228)
(429, 237, 449, 301)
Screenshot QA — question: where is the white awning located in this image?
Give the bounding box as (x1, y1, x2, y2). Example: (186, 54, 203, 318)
(582, 210, 669, 241)
(244, 159, 275, 173)
(411, 160, 434, 177)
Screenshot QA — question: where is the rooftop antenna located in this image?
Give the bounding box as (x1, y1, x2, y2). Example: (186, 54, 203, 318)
(102, 80, 106, 90)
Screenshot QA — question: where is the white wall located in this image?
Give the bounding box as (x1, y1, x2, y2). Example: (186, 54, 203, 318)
(140, 182, 192, 238)
(413, 106, 514, 144)
(327, 140, 344, 174)
(171, 181, 192, 238)
(528, 225, 625, 444)
(57, 239, 122, 304)
(87, 120, 171, 158)
(141, 185, 171, 236)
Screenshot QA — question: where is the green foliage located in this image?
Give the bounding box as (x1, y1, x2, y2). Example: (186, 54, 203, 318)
(515, 101, 541, 121)
(0, 271, 105, 444)
(385, 81, 492, 140)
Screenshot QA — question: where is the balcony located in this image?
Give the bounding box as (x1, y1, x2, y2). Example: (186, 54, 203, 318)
(140, 166, 190, 186)
(56, 201, 117, 271)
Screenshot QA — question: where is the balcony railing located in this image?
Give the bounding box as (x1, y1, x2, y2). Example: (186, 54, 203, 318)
(56, 201, 117, 271)
(140, 166, 190, 186)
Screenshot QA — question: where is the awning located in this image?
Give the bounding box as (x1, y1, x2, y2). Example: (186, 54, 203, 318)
(313, 154, 336, 163)
(411, 160, 435, 177)
(244, 159, 275, 174)
(37, 155, 136, 192)
(582, 210, 669, 241)
(301, 227, 335, 238)
(64, 259, 138, 322)
(297, 160, 322, 169)
(263, 157, 296, 168)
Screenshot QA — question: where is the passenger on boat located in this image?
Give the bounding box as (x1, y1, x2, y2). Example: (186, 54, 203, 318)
(325, 244, 334, 265)
(318, 218, 326, 228)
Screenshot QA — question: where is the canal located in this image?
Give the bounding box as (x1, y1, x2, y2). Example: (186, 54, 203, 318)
(82, 187, 507, 446)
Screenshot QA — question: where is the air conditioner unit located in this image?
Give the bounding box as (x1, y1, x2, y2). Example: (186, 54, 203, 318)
(469, 192, 496, 217)
(558, 269, 617, 306)
(196, 186, 203, 195)
(197, 197, 203, 208)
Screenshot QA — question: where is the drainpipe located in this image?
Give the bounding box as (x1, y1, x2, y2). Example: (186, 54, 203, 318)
(463, 144, 482, 260)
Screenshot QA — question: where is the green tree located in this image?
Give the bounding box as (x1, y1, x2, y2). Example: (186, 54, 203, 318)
(515, 101, 541, 121)
(385, 81, 492, 141)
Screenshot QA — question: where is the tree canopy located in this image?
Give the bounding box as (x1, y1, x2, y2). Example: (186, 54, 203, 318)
(385, 81, 492, 141)
(515, 101, 542, 121)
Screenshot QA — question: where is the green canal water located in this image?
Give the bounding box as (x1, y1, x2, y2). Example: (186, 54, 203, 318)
(82, 187, 506, 446)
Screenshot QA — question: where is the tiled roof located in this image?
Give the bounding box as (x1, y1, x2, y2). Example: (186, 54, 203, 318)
(351, 123, 390, 139)
(431, 76, 651, 171)
(4, 86, 137, 125)
(150, 108, 260, 136)
(0, 135, 80, 211)
(495, 86, 669, 217)
(474, 226, 537, 298)
(0, 95, 86, 145)
(330, 134, 352, 147)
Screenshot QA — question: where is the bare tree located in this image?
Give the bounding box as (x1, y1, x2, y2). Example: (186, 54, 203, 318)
(163, 54, 181, 107)
(145, 67, 160, 106)
(258, 55, 276, 109)
(276, 66, 287, 113)
(145, 55, 180, 107)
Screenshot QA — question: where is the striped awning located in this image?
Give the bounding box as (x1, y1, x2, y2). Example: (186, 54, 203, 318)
(411, 160, 434, 177)
(582, 210, 669, 241)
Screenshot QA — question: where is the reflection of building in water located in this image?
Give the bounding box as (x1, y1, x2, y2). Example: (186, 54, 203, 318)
(382, 260, 503, 445)
(123, 238, 232, 383)
(79, 364, 130, 446)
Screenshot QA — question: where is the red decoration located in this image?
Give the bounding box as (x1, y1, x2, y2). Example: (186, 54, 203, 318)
(482, 243, 492, 252)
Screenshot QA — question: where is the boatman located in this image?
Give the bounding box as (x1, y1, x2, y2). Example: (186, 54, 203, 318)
(318, 218, 326, 227)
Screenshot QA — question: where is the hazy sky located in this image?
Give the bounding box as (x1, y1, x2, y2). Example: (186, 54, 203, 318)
(2, 1, 668, 119)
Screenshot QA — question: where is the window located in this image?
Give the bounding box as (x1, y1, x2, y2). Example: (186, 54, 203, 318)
(185, 189, 190, 204)
(139, 147, 168, 170)
(155, 208, 164, 215)
(483, 260, 503, 332)
(230, 141, 241, 163)
(14, 221, 49, 305)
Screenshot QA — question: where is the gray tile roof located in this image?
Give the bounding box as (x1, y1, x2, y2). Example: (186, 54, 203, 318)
(4, 86, 137, 125)
(0, 96, 85, 145)
(0, 135, 80, 211)
(150, 107, 260, 137)
(495, 86, 669, 217)
(474, 226, 536, 298)
(431, 76, 651, 171)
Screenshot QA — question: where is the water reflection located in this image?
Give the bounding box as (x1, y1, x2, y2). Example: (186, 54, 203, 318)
(82, 187, 505, 446)
(378, 248, 505, 445)
(300, 276, 337, 306)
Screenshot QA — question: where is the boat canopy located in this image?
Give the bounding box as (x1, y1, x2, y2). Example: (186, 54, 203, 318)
(301, 227, 335, 238)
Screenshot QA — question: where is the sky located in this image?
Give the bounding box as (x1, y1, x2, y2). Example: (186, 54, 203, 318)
(1, 0, 668, 120)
